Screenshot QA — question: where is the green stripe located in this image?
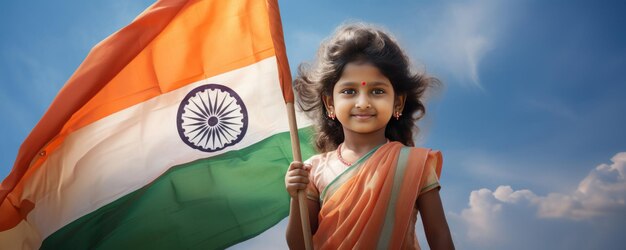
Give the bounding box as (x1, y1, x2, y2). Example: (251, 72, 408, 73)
(377, 147, 410, 249)
(41, 127, 315, 250)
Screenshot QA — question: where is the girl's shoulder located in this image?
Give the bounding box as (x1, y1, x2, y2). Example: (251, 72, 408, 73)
(404, 146, 443, 178)
(398, 143, 440, 155)
(303, 150, 334, 166)
(394, 143, 442, 167)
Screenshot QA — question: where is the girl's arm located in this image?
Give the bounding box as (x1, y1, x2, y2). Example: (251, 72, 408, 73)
(285, 161, 320, 249)
(417, 189, 455, 250)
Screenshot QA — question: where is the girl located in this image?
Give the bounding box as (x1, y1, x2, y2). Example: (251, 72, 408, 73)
(285, 23, 454, 249)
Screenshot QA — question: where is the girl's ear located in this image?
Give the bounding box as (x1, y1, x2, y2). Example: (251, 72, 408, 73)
(322, 95, 334, 112)
(395, 94, 406, 113)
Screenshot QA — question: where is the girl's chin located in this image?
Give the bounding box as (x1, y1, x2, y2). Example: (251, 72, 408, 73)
(343, 126, 387, 135)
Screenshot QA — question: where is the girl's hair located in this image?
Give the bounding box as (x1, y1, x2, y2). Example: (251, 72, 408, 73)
(294, 22, 440, 152)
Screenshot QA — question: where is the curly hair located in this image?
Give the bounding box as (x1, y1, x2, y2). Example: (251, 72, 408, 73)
(294, 23, 440, 153)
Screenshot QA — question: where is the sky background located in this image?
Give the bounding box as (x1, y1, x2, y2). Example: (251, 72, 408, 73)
(1, 0, 625, 249)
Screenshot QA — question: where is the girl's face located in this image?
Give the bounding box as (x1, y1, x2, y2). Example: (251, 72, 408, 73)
(325, 62, 404, 136)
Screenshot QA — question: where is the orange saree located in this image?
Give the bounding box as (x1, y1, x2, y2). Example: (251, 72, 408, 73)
(312, 142, 442, 250)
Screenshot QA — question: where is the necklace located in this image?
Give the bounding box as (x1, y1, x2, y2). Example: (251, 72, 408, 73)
(336, 143, 352, 166)
(336, 139, 390, 167)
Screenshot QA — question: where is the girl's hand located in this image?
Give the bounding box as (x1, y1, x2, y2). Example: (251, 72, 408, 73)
(285, 161, 312, 198)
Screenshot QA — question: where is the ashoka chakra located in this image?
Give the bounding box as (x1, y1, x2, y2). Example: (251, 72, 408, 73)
(176, 84, 248, 152)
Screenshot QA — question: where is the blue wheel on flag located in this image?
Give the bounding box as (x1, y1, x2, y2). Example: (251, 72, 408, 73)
(177, 84, 248, 152)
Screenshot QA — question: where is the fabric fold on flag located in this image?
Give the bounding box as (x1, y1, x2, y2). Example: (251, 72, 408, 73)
(0, 0, 312, 249)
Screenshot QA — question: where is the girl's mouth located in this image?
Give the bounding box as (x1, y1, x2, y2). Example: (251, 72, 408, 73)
(352, 114, 375, 120)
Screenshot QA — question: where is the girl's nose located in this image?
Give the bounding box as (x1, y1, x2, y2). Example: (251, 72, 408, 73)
(355, 94, 371, 109)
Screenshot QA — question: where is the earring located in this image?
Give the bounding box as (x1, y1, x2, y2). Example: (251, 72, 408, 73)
(394, 111, 402, 120)
(328, 110, 336, 120)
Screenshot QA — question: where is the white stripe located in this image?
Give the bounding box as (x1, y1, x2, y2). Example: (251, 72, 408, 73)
(5, 57, 311, 243)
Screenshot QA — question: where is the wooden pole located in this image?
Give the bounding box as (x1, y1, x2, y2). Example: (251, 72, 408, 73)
(286, 102, 313, 250)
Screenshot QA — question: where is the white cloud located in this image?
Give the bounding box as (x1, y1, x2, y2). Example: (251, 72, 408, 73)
(450, 152, 626, 249)
(459, 188, 504, 242)
(410, 0, 506, 89)
(493, 186, 537, 203)
(537, 152, 626, 219)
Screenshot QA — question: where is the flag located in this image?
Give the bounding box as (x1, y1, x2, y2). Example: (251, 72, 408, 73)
(0, 0, 314, 248)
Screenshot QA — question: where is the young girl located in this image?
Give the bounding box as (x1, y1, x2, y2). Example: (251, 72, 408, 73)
(285, 23, 454, 249)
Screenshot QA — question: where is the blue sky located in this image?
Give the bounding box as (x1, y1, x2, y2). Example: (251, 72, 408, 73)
(1, 0, 625, 249)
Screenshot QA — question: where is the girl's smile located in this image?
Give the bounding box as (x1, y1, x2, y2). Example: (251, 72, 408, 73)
(351, 110, 377, 121)
(351, 113, 375, 120)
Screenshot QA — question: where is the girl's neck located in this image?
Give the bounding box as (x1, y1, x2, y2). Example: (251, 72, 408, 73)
(341, 131, 388, 157)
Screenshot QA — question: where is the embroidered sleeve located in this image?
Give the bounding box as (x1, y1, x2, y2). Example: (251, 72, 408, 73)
(305, 181, 320, 201)
(419, 150, 443, 195)
(304, 158, 320, 201)
(419, 167, 440, 194)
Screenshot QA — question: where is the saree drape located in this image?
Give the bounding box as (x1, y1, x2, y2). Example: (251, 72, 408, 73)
(312, 142, 442, 250)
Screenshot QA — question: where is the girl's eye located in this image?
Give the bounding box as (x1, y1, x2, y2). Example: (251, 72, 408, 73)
(340, 89, 356, 95)
(372, 89, 385, 95)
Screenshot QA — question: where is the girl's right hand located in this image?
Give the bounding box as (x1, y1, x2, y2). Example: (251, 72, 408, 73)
(285, 161, 312, 199)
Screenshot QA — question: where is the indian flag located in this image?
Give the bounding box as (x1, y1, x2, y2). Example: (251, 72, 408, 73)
(0, 0, 314, 249)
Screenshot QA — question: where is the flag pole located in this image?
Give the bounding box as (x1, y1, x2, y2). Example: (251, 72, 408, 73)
(286, 102, 313, 250)
(267, 0, 312, 247)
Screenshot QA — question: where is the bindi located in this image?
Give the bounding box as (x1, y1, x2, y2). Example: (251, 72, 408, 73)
(361, 81, 366, 86)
